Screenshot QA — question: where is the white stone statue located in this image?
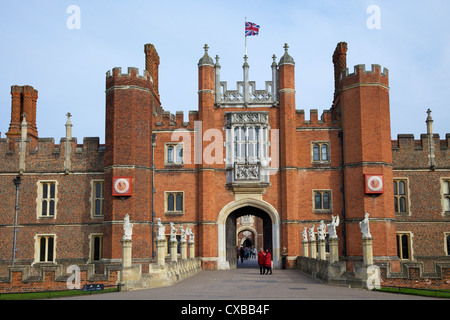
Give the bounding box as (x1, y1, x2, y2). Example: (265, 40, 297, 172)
(180, 226, 186, 242)
(308, 225, 316, 241)
(170, 222, 177, 241)
(123, 214, 133, 241)
(189, 230, 195, 243)
(156, 218, 166, 241)
(327, 215, 340, 239)
(317, 220, 327, 240)
(301, 227, 308, 242)
(360, 212, 372, 239)
(186, 227, 192, 241)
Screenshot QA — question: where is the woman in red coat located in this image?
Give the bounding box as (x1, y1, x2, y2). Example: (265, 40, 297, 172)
(264, 249, 272, 275)
(257, 248, 265, 275)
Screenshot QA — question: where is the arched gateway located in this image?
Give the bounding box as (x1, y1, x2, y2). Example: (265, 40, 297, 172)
(217, 199, 280, 270)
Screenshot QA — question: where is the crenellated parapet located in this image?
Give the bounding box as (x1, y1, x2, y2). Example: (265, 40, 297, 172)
(295, 109, 339, 129)
(153, 110, 194, 130)
(0, 136, 105, 174)
(392, 133, 450, 169)
(340, 64, 389, 90)
(106, 67, 154, 91)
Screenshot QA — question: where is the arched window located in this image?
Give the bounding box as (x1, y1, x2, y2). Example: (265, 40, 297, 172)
(176, 193, 183, 211)
(394, 180, 408, 214)
(321, 144, 328, 161)
(167, 146, 174, 163)
(313, 144, 320, 161)
(167, 194, 174, 211)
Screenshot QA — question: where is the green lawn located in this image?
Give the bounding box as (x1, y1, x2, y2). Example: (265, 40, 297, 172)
(0, 287, 119, 300)
(375, 286, 450, 298)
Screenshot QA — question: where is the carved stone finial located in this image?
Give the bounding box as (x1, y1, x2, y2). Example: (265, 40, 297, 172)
(279, 43, 295, 66)
(198, 44, 214, 66)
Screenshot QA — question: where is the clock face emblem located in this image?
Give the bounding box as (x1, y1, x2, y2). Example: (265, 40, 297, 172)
(113, 177, 132, 196)
(365, 175, 384, 194)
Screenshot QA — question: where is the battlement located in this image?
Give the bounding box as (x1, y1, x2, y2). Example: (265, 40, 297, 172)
(106, 67, 153, 82)
(341, 64, 389, 88)
(392, 133, 450, 151)
(392, 133, 450, 169)
(296, 109, 338, 128)
(153, 110, 195, 129)
(0, 136, 105, 173)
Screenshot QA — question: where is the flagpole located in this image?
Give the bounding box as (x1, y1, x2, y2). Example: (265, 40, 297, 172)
(245, 17, 247, 57)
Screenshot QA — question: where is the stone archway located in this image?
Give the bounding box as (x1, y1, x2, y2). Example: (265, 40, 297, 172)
(217, 199, 280, 270)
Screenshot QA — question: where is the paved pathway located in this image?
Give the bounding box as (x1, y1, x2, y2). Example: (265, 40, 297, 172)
(62, 259, 438, 301)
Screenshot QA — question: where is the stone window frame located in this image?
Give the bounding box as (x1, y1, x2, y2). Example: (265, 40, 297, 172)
(36, 180, 58, 219)
(440, 178, 450, 216)
(89, 233, 103, 262)
(33, 234, 56, 264)
(311, 141, 331, 164)
(396, 232, 413, 261)
(165, 142, 184, 166)
(393, 178, 411, 216)
(312, 190, 333, 213)
(445, 232, 450, 256)
(164, 191, 184, 215)
(90, 180, 104, 218)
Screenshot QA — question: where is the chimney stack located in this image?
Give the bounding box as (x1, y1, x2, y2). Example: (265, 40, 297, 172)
(144, 43, 160, 101)
(6, 85, 39, 150)
(332, 42, 348, 97)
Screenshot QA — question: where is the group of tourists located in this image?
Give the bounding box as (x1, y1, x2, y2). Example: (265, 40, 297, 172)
(257, 248, 272, 275)
(237, 247, 256, 263)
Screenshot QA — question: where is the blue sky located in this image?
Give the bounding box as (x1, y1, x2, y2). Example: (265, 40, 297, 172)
(0, 1, 449, 144)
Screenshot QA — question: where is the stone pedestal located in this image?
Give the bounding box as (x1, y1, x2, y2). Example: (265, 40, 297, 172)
(318, 239, 326, 261)
(309, 240, 317, 259)
(329, 237, 339, 264)
(362, 237, 374, 266)
(180, 241, 187, 260)
(121, 240, 132, 268)
(156, 239, 166, 266)
(302, 241, 309, 257)
(170, 240, 178, 262)
(189, 241, 195, 258)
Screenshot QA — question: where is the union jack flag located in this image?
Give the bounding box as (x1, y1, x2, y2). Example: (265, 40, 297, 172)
(245, 22, 260, 36)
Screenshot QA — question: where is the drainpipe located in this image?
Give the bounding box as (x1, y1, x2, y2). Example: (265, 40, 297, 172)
(338, 131, 347, 257)
(12, 175, 21, 266)
(152, 133, 157, 259)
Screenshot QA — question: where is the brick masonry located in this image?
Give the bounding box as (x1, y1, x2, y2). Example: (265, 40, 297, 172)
(0, 42, 449, 292)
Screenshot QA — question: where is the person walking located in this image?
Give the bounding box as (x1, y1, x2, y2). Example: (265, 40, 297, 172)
(257, 248, 265, 274)
(281, 247, 288, 269)
(264, 249, 272, 275)
(240, 247, 245, 263)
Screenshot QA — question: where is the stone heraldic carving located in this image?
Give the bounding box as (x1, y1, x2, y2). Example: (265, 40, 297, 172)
(224, 111, 269, 126)
(235, 163, 260, 180)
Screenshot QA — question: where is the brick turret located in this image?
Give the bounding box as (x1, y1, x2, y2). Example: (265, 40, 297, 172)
(103, 66, 156, 262)
(197, 44, 217, 264)
(336, 44, 397, 270)
(278, 43, 300, 258)
(6, 85, 38, 150)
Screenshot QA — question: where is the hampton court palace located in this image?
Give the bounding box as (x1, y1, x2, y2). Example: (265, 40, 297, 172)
(0, 41, 449, 291)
